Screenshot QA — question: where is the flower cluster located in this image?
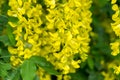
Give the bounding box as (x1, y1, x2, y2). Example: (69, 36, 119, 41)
(111, 0, 120, 75)
(8, 0, 92, 79)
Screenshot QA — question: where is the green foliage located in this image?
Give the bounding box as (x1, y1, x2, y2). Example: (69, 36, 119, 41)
(0, 15, 8, 26)
(69, 70, 87, 80)
(88, 71, 104, 80)
(0, 35, 11, 46)
(6, 25, 16, 46)
(21, 60, 36, 80)
(20, 56, 60, 80)
(0, 62, 11, 78)
(30, 56, 60, 75)
(87, 56, 94, 70)
(8, 68, 21, 80)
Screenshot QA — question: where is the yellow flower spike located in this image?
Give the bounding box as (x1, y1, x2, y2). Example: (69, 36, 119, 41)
(8, 0, 92, 79)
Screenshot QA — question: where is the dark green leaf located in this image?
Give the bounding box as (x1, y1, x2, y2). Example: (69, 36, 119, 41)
(88, 71, 104, 80)
(20, 60, 36, 80)
(6, 25, 16, 46)
(0, 15, 8, 26)
(0, 48, 1, 55)
(8, 16, 19, 23)
(1, 49, 11, 62)
(34, 75, 40, 80)
(70, 71, 87, 80)
(30, 56, 60, 75)
(0, 35, 11, 46)
(8, 68, 21, 80)
(87, 57, 94, 70)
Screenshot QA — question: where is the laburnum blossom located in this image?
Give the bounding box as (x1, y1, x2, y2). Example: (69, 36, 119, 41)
(111, 0, 120, 56)
(8, 0, 92, 79)
(111, 0, 120, 75)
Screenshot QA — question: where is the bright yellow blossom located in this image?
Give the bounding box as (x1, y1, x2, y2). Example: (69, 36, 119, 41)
(8, 0, 92, 79)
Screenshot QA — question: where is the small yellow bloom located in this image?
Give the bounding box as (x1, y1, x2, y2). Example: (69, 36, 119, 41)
(8, 47, 17, 54)
(112, 4, 119, 11)
(110, 41, 120, 56)
(111, 0, 117, 4)
(71, 60, 81, 68)
(114, 66, 120, 75)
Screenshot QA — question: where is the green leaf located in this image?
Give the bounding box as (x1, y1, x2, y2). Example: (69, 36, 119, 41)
(30, 56, 60, 75)
(6, 25, 16, 46)
(87, 57, 94, 70)
(0, 35, 11, 46)
(8, 68, 20, 80)
(70, 70, 87, 80)
(1, 49, 11, 62)
(20, 60, 36, 80)
(8, 16, 19, 23)
(88, 71, 104, 80)
(34, 75, 40, 80)
(97, 0, 108, 7)
(0, 62, 11, 78)
(0, 48, 2, 55)
(0, 15, 8, 26)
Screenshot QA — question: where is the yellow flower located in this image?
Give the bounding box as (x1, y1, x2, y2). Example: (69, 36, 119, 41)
(24, 48, 32, 59)
(111, 0, 117, 4)
(114, 66, 120, 75)
(112, 4, 119, 11)
(71, 60, 81, 68)
(8, 47, 17, 54)
(110, 41, 120, 56)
